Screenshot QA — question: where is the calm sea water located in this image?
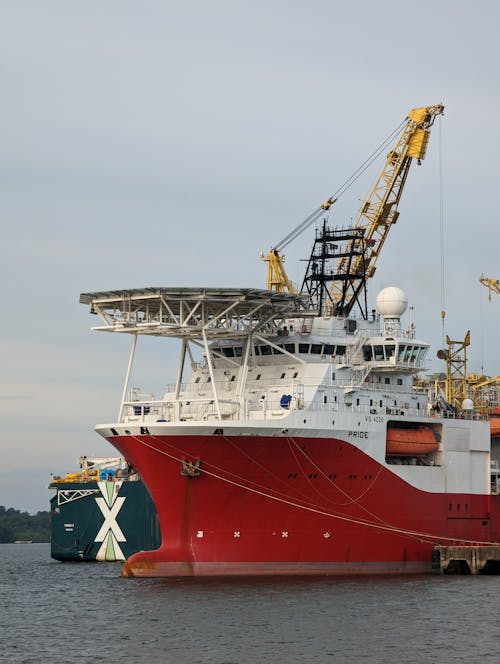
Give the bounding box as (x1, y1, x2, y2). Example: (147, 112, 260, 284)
(2, 543, 500, 664)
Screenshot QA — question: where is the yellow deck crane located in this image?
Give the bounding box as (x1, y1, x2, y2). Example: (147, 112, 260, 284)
(468, 373, 500, 412)
(328, 104, 443, 316)
(262, 104, 444, 315)
(479, 275, 500, 300)
(261, 196, 336, 293)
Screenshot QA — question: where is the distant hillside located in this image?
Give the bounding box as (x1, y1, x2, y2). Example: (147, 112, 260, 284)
(0, 506, 50, 543)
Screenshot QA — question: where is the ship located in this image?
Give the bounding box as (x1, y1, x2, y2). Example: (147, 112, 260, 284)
(78, 104, 500, 576)
(49, 456, 160, 561)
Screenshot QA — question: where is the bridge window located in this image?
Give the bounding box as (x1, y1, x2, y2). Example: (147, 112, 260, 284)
(323, 344, 335, 355)
(374, 345, 384, 361)
(337, 346, 346, 355)
(299, 343, 310, 354)
(311, 344, 322, 354)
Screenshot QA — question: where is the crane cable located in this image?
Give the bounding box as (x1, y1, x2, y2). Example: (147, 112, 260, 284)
(275, 119, 407, 252)
(439, 117, 446, 346)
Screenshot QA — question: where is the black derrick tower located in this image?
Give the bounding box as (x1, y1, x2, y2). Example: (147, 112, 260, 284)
(300, 219, 369, 319)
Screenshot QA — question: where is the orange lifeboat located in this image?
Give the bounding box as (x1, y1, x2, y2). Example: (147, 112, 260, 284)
(386, 425, 438, 456)
(490, 417, 500, 437)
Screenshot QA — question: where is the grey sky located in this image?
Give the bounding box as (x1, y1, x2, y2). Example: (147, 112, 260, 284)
(1, 0, 500, 512)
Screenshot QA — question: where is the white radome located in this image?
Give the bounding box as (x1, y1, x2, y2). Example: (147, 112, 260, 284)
(376, 287, 408, 318)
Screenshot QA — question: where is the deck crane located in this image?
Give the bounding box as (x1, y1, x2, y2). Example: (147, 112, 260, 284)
(261, 196, 337, 293)
(479, 275, 500, 300)
(262, 104, 444, 317)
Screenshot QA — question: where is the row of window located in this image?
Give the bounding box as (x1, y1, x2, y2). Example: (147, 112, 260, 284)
(362, 344, 427, 363)
(195, 371, 299, 383)
(216, 342, 427, 363)
(216, 343, 347, 358)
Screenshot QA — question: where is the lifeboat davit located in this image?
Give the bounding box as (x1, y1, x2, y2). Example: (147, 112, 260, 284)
(386, 425, 438, 456)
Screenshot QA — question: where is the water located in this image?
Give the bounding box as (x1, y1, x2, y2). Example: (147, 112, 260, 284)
(2, 544, 500, 664)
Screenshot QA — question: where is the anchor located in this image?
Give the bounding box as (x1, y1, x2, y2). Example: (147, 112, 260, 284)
(181, 458, 202, 478)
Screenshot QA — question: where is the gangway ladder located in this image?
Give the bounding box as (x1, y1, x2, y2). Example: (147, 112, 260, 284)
(339, 334, 372, 388)
(342, 333, 368, 366)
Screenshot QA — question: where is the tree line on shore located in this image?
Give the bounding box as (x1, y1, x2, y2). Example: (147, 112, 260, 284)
(0, 506, 50, 543)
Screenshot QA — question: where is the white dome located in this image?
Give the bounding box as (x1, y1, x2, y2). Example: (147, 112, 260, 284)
(375, 287, 408, 318)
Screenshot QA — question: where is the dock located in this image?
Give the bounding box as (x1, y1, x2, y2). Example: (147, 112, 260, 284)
(433, 546, 500, 574)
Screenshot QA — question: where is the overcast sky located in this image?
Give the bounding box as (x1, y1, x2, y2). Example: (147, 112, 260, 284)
(2, 0, 500, 512)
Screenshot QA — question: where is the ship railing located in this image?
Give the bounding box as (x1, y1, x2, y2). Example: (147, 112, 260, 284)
(122, 393, 491, 424)
(123, 378, 434, 423)
(428, 410, 488, 421)
(336, 358, 431, 373)
(352, 328, 417, 340)
(122, 379, 309, 422)
(123, 394, 415, 422)
(328, 402, 427, 418)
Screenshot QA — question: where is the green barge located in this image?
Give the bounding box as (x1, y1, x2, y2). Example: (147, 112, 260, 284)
(49, 457, 161, 561)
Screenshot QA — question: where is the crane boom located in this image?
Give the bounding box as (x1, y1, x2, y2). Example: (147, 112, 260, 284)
(329, 104, 444, 316)
(263, 104, 443, 301)
(479, 274, 500, 300)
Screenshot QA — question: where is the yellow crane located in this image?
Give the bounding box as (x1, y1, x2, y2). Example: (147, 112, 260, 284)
(262, 104, 444, 313)
(329, 104, 443, 316)
(261, 196, 336, 293)
(469, 374, 500, 410)
(479, 274, 500, 300)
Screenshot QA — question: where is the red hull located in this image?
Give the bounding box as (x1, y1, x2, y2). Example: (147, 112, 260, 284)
(107, 433, 500, 577)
